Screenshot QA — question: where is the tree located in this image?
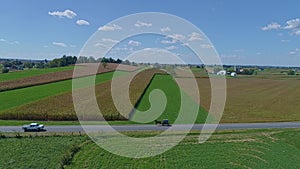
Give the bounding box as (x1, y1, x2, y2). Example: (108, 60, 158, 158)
(77, 56, 88, 63)
(287, 70, 296, 75)
(2, 68, 9, 73)
(101, 57, 109, 63)
(24, 62, 34, 69)
(122, 60, 131, 65)
(102, 62, 107, 68)
(88, 56, 96, 63)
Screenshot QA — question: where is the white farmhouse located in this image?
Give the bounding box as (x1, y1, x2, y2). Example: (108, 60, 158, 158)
(217, 70, 226, 76)
(230, 72, 237, 77)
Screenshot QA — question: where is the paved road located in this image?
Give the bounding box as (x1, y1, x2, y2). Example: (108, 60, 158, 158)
(0, 122, 300, 133)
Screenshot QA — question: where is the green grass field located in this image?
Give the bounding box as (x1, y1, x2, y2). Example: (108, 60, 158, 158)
(68, 128, 300, 169)
(0, 66, 75, 82)
(0, 135, 87, 169)
(132, 74, 209, 124)
(1, 128, 298, 168)
(0, 71, 127, 112)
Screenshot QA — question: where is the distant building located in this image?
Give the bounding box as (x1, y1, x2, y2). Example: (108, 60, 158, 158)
(217, 70, 226, 75)
(230, 72, 237, 77)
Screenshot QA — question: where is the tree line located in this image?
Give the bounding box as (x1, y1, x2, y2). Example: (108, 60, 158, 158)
(1, 55, 134, 73)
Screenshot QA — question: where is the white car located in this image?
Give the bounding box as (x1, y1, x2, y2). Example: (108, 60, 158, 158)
(22, 123, 46, 132)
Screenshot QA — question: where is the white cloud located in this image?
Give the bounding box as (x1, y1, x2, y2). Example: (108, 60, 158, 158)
(262, 19, 300, 36)
(0, 38, 19, 45)
(134, 21, 152, 27)
(98, 24, 122, 31)
(167, 34, 185, 41)
(70, 45, 76, 48)
(160, 34, 186, 44)
(161, 39, 176, 44)
(200, 44, 213, 49)
(48, 9, 77, 19)
(294, 30, 300, 35)
(261, 22, 281, 31)
(188, 32, 203, 41)
(76, 19, 90, 26)
(233, 49, 244, 53)
(52, 42, 67, 47)
(165, 46, 177, 50)
(160, 27, 171, 32)
(128, 40, 141, 46)
(289, 48, 300, 55)
(94, 42, 107, 48)
(181, 43, 189, 47)
(284, 18, 300, 29)
(281, 39, 290, 43)
(101, 38, 119, 44)
(11, 41, 20, 45)
(220, 54, 243, 59)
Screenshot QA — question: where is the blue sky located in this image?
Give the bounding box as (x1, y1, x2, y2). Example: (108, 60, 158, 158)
(0, 0, 299, 66)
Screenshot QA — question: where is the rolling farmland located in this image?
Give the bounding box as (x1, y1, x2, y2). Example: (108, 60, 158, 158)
(0, 69, 163, 121)
(1, 66, 300, 123)
(0, 71, 127, 112)
(195, 77, 300, 123)
(0, 66, 75, 82)
(0, 63, 138, 91)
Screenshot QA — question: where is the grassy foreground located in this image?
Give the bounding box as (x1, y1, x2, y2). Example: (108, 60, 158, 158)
(0, 128, 299, 168)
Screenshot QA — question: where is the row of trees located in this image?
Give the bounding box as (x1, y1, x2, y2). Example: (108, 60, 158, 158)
(76, 56, 132, 65)
(1, 56, 136, 73)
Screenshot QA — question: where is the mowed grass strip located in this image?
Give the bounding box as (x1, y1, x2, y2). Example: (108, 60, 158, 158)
(0, 69, 163, 121)
(66, 128, 300, 169)
(132, 74, 209, 124)
(0, 71, 127, 112)
(0, 66, 75, 82)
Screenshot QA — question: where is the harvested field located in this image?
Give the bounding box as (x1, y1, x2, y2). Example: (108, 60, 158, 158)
(0, 63, 139, 91)
(195, 77, 300, 123)
(0, 69, 163, 121)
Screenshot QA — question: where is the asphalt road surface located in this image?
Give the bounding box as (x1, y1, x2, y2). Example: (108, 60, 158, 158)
(0, 122, 300, 133)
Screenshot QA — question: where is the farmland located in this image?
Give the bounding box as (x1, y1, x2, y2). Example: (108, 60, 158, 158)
(0, 128, 299, 168)
(1, 66, 300, 123)
(0, 66, 75, 82)
(0, 69, 163, 121)
(0, 71, 128, 112)
(194, 76, 300, 123)
(0, 63, 136, 91)
(132, 74, 209, 124)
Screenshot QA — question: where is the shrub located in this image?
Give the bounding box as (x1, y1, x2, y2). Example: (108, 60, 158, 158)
(2, 68, 9, 73)
(287, 70, 296, 75)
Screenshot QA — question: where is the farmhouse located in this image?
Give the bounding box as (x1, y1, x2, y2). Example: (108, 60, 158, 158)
(217, 70, 226, 76)
(230, 72, 237, 77)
